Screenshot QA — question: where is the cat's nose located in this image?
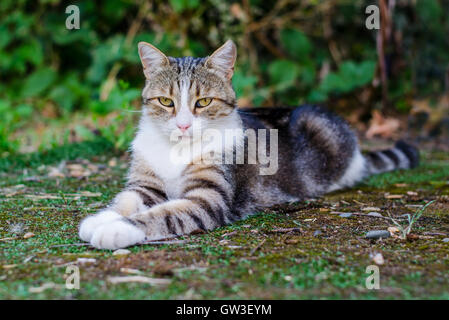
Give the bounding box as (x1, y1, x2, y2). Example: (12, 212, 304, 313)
(177, 123, 191, 132)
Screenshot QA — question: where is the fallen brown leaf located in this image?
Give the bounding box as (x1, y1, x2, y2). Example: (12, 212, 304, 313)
(366, 110, 400, 139)
(23, 232, 35, 239)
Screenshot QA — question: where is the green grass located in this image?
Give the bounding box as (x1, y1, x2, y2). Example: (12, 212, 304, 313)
(364, 161, 449, 188)
(0, 137, 118, 172)
(0, 143, 448, 299)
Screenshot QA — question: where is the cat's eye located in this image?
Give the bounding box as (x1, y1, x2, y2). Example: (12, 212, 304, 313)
(158, 97, 174, 107)
(196, 98, 213, 108)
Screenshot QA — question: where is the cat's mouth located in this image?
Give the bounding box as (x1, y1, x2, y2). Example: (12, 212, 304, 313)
(174, 131, 194, 141)
(177, 129, 192, 138)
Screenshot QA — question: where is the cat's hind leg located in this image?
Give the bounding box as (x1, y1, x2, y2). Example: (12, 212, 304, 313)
(327, 148, 366, 192)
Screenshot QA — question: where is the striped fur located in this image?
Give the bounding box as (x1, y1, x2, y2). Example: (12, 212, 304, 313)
(79, 41, 420, 249)
(365, 140, 419, 174)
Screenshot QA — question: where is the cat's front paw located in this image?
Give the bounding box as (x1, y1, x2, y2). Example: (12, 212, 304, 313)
(79, 210, 122, 242)
(90, 219, 145, 250)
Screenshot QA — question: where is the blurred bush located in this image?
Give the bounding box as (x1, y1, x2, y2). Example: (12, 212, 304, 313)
(0, 0, 448, 154)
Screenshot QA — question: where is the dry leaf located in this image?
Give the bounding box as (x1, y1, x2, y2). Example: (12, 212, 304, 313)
(394, 183, 408, 187)
(112, 249, 131, 256)
(1, 184, 26, 197)
(268, 227, 301, 234)
(385, 194, 404, 199)
(120, 268, 143, 275)
(387, 227, 400, 234)
(230, 3, 246, 20)
(23, 232, 35, 239)
(76, 191, 102, 197)
(406, 234, 420, 241)
(362, 207, 381, 211)
(221, 231, 237, 238)
(0, 237, 18, 242)
(366, 110, 400, 139)
(108, 158, 117, 167)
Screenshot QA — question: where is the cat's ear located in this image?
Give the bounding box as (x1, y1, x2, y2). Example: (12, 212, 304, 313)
(138, 42, 169, 78)
(205, 40, 237, 80)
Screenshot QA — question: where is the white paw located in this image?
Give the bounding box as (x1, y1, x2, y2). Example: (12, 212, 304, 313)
(79, 210, 122, 242)
(90, 219, 145, 250)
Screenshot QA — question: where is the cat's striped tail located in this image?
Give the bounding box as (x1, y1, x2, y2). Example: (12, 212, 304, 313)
(364, 140, 420, 175)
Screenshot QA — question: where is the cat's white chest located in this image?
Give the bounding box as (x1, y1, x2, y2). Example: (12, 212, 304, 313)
(131, 113, 243, 199)
(132, 132, 188, 198)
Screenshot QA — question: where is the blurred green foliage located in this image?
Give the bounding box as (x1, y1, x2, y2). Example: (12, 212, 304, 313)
(0, 0, 448, 154)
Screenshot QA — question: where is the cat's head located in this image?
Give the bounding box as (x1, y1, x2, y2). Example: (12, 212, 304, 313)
(137, 40, 237, 138)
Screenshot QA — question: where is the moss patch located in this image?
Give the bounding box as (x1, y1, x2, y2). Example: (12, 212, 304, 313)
(1, 148, 448, 299)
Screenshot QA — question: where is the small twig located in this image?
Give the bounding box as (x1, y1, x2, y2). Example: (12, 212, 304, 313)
(221, 231, 238, 238)
(353, 199, 367, 206)
(328, 211, 397, 221)
(249, 239, 266, 256)
(423, 232, 448, 237)
(139, 239, 187, 245)
(267, 227, 301, 234)
(50, 243, 91, 248)
(23, 255, 35, 263)
(0, 237, 18, 242)
(107, 276, 171, 285)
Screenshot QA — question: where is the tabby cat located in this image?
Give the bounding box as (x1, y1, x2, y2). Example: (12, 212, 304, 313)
(79, 40, 419, 249)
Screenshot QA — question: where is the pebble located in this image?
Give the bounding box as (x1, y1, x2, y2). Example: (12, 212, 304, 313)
(443, 238, 449, 243)
(339, 213, 353, 218)
(313, 230, 322, 237)
(366, 230, 391, 240)
(113, 249, 131, 256)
